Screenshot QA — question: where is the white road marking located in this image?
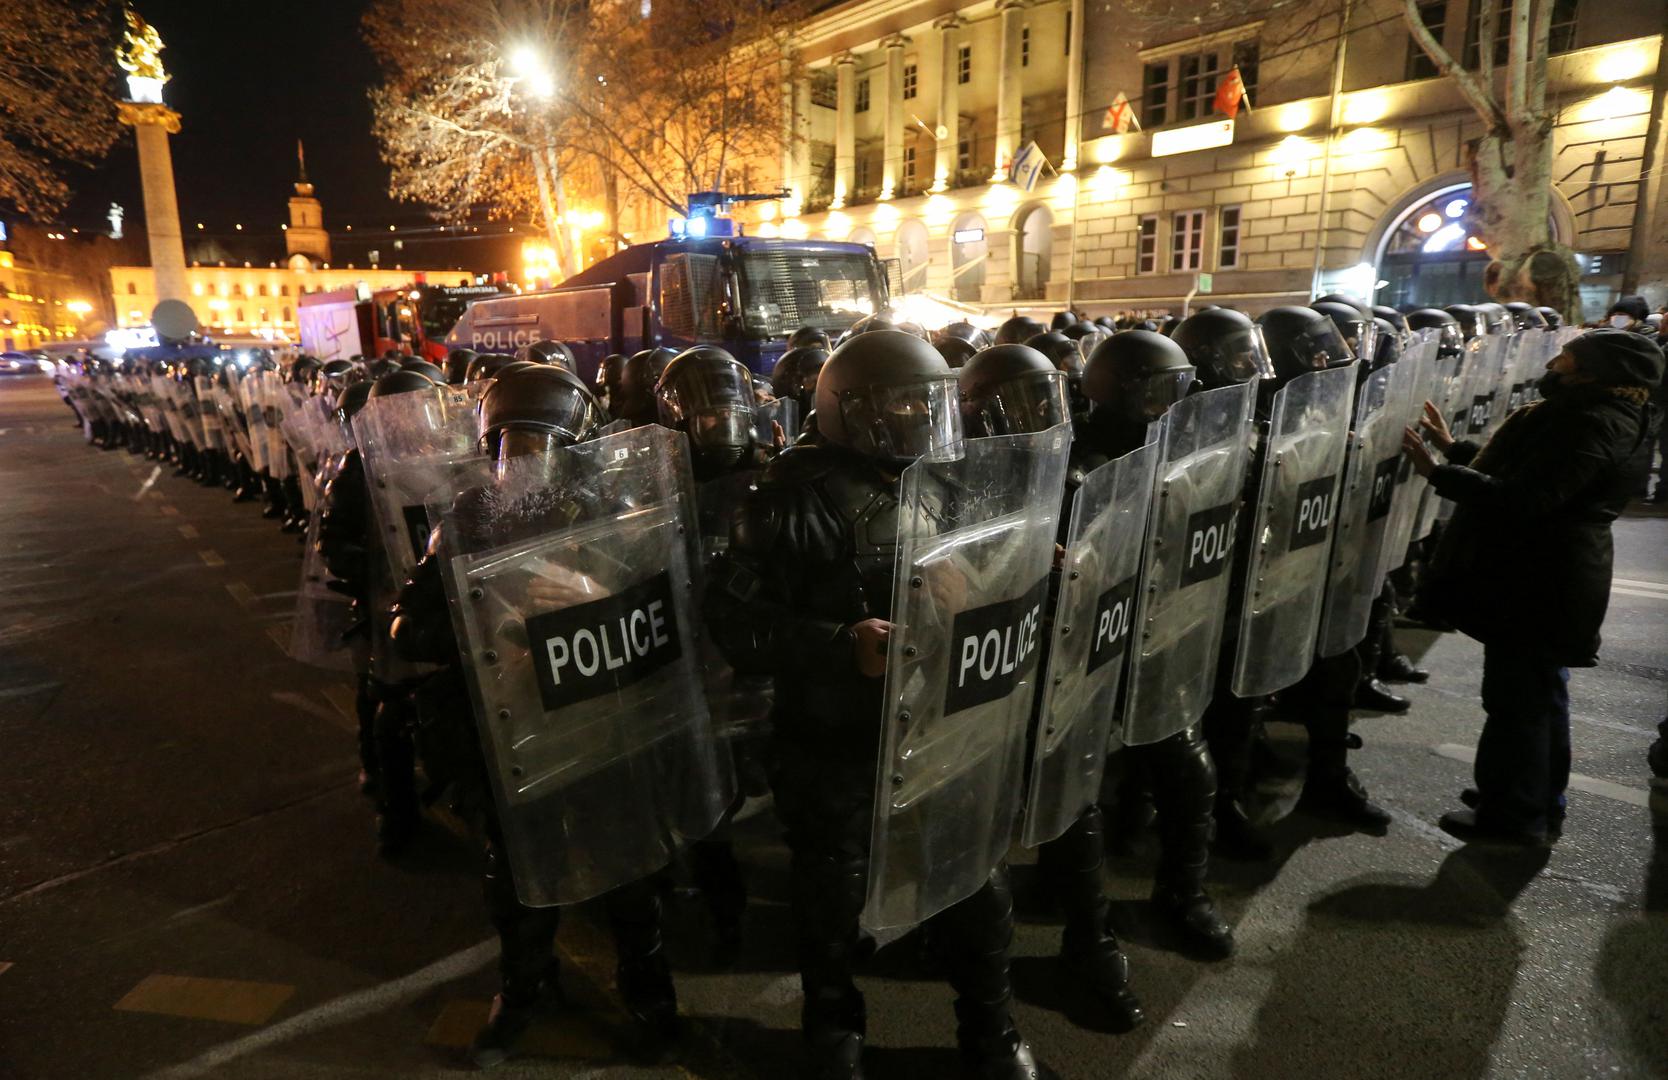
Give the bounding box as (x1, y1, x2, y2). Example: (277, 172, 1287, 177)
(1612, 577, 1668, 593)
(1432, 743, 1652, 808)
(132, 465, 162, 500)
(140, 939, 497, 1078)
(1612, 586, 1668, 601)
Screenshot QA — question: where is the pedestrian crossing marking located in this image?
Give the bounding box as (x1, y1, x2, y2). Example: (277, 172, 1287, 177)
(423, 998, 611, 1057)
(1432, 744, 1652, 809)
(198, 549, 226, 568)
(226, 581, 258, 610)
(114, 973, 295, 1026)
(178, 523, 200, 540)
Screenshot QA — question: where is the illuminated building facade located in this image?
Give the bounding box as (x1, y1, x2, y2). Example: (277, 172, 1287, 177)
(744, 0, 1667, 319)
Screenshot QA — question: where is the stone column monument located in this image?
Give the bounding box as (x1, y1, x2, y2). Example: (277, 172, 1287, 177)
(115, 9, 191, 318)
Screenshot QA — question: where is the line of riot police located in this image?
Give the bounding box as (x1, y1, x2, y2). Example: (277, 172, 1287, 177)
(59, 297, 1577, 1078)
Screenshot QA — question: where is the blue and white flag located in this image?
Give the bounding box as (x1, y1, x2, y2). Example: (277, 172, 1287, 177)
(1009, 141, 1048, 192)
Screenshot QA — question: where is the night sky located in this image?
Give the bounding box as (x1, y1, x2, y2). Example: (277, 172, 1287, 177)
(62, 0, 521, 274)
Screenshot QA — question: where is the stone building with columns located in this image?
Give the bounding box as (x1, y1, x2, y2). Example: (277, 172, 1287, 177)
(732, 0, 1667, 321)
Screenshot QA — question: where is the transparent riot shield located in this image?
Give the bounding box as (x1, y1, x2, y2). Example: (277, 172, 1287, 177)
(260, 371, 295, 480)
(1378, 339, 1440, 575)
(1315, 364, 1400, 658)
(192, 375, 224, 451)
(1480, 332, 1525, 432)
(288, 447, 357, 673)
(695, 471, 773, 740)
(1020, 442, 1158, 849)
(239, 374, 270, 473)
(864, 425, 1071, 932)
(158, 377, 188, 445)
(1459, 334, 1510, 442)
(1411, 345, 1466, 542)
(435, 425, 735, 907)
(1121, 380, 1256, 746)
(753, 398, 800, 449)
(1229, 365, 1354, 698)
(352, 385, 480, 580)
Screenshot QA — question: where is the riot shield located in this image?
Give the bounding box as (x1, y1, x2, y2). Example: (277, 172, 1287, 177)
(1121, 380, 1256, 746)
(694, 471, 773, 740)
(1480, 333, 1525, 432)
(1378, 338, 1440, 575)
(240, 373, 270, 473)
(192, 375, 224, 451)
(260, 371, 294, 480)
(352, 385, 480, 580)
(1229, 365, 1354, 698)
(288, 446, 357, 672)
(1020, 442, 1158, 849)
(435, 425, 735, 907)
(864, 425, 1071, 932)
(1314, 364, 1399, 658)
(753, 398, 800, 449)
(1411, 344, 1466, 542)
(1459, 335, 1510, 442)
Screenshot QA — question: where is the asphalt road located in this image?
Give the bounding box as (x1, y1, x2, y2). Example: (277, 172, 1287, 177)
(1, 373, 1664, 1080)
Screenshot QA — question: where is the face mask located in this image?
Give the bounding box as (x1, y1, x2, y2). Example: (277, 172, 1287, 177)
(1609, 314, 1632, 329)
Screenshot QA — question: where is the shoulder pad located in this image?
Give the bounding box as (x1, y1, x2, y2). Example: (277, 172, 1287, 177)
(759, 443, 841, 488)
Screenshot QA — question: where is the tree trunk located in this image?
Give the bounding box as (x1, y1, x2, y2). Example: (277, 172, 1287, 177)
(1471, 125, 1580, 319)
(529, 148, 566, 283)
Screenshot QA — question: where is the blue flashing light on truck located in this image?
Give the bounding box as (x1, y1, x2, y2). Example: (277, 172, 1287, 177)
(445, 235, 891, 385)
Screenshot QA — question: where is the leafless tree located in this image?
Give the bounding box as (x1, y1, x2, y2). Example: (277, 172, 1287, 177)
(0, 1, 122, 219)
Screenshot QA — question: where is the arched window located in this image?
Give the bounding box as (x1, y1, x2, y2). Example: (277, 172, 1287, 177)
(282, 306, 292, 322)
(258, 284, 268, 296)
(1013, 204, 1053, 300)
(280, 284, 290, 296)
(235, 307, 244, 322)
(948, 212, 988, 303)
(126, 281, 137, 295)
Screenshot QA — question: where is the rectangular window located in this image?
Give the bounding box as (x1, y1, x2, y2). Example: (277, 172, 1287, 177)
(857, 155, 872, 189)
(1141, 62, 1169, 128)
(1021, 25, 1030, 67)
(902, 62, 918, 100)
(1464, 0, 1578, 69)
(957, 135, 973, 172)
(1137, 215, 1159, 274)
(1179, 52, 1220, 121)
(1064, 10, 1072, 54)
(904, 145, 918, 188)
(855, 76, 871, 113)
(1171, 210, 1204, 272)
(958, 44, 972, 84)
(1218, 206, 1241, 269)
(811, 69, 837, 109)
(1405, 1, 1446, 79)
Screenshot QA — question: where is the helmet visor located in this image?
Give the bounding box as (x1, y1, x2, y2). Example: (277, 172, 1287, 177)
(493, 427, 568, 464)
(1136, 368, 1196, 420)
(657, 363, 753, 425)
(1283, 320, 1355, 372)
(689, 405, 755, 452)
(976, 370, 1072, 435)
(1210, 326, 1276, 383)
(838, 376, 963, 462)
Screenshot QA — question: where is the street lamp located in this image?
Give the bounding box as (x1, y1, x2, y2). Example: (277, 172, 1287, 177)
(510, 44, 555, 98)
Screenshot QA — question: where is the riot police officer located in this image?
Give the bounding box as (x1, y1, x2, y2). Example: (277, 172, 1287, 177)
(771, 346, 829, 420)
(611, 347, 679, 426)
(390, 364, 680, 1066)
(705, 331, 1051, 1080)
(960, 343, 1146, 1030)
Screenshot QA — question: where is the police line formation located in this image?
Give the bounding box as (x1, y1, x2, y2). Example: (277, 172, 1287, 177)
(57, 296, 1580, 1078)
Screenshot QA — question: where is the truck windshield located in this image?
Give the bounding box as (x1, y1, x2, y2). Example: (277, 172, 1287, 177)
(734, 250, 881, 339)
(419, 293, 472, 340)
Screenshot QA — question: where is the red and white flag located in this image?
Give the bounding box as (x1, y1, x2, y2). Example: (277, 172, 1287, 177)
(1102, 91, 1140, 134)
(1214, 66, 1250, 119)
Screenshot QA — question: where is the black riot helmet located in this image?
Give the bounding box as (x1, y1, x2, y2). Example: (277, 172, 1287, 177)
(368, 368, 438, 399)
(788, 325, 832, 350)
(1503, 301, 1547, 330)
(1025, 331, 1086, 383)
(1159, 315, 1181, 337)
(1475, 302, 1511, 335)
(815, 330, 962, 463)
(615, 347, 679, 423)
(994, 315, 1047, 345)
(595, 352, 627, 404)
(836, 312, 929, 347)
(958, 344, 1071, 437)
(490, 360, 542, 381)
(655, 345, 757, 472)
(1371, 306, 1409, 334)
(770, 346, 828, 414)
(935, 321, 991, 351)
(443, 348, 478, 385)
(1444, 304, 1483, 339)
(399, 359, 446, 383)
(1369, 317, 1402, 371)
(479, 363, 603, 462)
(1060, 321, 1098, 342)
(1315, 293, 1371, 318)
(1050, 311, 1076, 331)
(516, 339, 576, 370)
(934, 335, 979, 369)
(1082, 330, 1196, 425)
(317, 358, 357, 395)
(1535, 306, 1563, 328)
(1256, 306, 1355, 383)
(1094, 315, 1116, 331)
(289, 355, 320, 386)
(464, 353, 517, 384)
(334, 380, 374, 424)
(1312, 300, 1378, 362)
(1407, 308, 1465, 358)
(1171, 307, 1275, 391)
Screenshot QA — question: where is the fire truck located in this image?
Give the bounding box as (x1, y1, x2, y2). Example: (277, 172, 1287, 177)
(299, 278, 514, 362)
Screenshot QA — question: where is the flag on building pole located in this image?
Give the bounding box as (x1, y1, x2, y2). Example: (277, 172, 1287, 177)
(1102, 91, 1140, 133)
(1214, 66, 1250, 118)
(1009, 141, 1048, 192)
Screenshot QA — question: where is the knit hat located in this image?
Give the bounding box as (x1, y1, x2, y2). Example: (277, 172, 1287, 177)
(1608, 295, 1650, 321)
(1566, 327, 1665, 389)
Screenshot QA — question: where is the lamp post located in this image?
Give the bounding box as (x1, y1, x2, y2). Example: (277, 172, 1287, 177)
(507, 45, 576, 280)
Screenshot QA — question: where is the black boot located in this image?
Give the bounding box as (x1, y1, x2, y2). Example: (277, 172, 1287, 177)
(607, 877, 679, 1044)
(1038, 807, 1143, 1031)
(691, 834, 747, 965)
(793, 846, 868, 1080)
(1212, 796, 1273, 861)
(1299, 763, 1392, 834)
(954, 1003, 1053, 1080)
(373, 693, 420, 857)
(1354, 678, 1411, 713)
(262, 473, 286, 519)
(1379, 653, 1429, 684)
(474, 829, 563, 1069)
(281, 475, 308, 533)
(1145, 727, 1234, 961)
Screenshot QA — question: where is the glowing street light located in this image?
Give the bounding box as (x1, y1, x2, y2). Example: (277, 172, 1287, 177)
(66, 300, 93, 317)
(509, 45, 555, 98)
